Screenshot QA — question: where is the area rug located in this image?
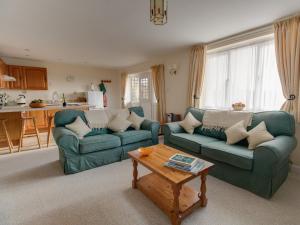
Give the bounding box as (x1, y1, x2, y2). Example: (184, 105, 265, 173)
(0, 147, 299, 225)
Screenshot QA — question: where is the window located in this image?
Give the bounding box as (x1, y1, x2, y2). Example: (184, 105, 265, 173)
(201, 36, 285, 111)
(125, 71, 156, 119)
(129, 75, 140, 104)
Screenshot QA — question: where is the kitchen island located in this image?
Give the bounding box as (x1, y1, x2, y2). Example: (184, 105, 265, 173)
(0, 104, 90, 113)
(0, 104, 90, 149)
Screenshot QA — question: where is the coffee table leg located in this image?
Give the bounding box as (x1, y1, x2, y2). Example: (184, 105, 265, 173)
(171, 184, 182, 225)
(199, 171, 208, 207)
(132, 159, 138, 189)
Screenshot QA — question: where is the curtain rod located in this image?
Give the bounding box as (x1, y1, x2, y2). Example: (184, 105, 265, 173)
(275, 12, 300, 22)
(207, 24, 273, 50)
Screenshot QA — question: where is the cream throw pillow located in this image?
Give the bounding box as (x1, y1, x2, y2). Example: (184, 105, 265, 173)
(106, 108, 129, 121)
(247, 122, 274, 150)
(107, 115, 132, 132)
(179, 112, 202, 134)
(225, 120, 248, 145)
(128, 111, 145, 130)
(65, 116, 92, 138)
(84, 110, 109, 128)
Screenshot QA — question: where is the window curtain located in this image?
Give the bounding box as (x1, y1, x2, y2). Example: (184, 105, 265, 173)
(151, 64, 166, 124)
(120, 72, 128, 108)
(187, 44, 207, 108)
(274, 16, 300, 121)
(201, 40, 284, 111)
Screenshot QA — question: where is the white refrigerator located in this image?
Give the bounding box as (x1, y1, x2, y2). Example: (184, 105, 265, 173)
(86, 91, 104, 109)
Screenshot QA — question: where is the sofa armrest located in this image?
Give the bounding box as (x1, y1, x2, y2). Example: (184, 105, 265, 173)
(141, 119, 160, 144)
(53, 127, 80, 155)
(163, 122, 185, 144)
(253, 136, 297, 176)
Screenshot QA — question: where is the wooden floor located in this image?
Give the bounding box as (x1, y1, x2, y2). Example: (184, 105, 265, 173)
(0, 132, 55, 155)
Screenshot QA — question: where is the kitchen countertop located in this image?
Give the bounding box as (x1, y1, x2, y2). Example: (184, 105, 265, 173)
(0, 104, 91, 113)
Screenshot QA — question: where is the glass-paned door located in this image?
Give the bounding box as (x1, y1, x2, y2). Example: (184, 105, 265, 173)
(125, 71, 156, 120)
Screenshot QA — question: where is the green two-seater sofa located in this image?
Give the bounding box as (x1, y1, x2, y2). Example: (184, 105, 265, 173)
(53, 106, 160, 174)
(164, 107, 297, 198)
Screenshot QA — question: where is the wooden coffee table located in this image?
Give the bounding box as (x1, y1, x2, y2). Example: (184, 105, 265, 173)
(128, 144, 214, 225)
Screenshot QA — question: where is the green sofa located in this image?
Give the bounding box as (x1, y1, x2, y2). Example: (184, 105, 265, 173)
(164, 107, 297, 198)
(53, 107, 160, 174)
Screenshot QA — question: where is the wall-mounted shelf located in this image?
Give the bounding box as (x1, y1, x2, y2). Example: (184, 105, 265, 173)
(101, 80, 112, 83)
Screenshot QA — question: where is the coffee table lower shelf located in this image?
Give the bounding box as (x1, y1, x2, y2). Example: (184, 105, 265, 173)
(136, 172, 202, 224)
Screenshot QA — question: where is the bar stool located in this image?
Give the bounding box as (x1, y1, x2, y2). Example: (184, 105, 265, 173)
(18, 114, 41, 152)
(0, 119, 13, 153)
(46, 114, 54, 147)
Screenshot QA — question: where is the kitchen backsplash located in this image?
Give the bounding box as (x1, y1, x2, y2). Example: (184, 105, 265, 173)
(0, 90, 87, 105)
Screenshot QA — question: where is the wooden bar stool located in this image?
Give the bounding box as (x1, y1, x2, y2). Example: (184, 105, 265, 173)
(18, 115, 41, 152)
(0, 119, 13, 153)
(47, 114, 54, 147)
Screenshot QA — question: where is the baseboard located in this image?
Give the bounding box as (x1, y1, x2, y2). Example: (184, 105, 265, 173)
(291, 164, 300, 175)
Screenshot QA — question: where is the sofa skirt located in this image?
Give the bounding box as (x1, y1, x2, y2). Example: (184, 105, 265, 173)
(59, 147, 123, 174)
(164, 142, 289, 198)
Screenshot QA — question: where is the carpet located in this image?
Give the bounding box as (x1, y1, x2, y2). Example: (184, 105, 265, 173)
(0, 147, 299, 225)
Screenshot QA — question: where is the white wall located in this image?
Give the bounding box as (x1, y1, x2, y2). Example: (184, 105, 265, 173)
(1, 57, 121, 108)
(122, 49, 300, 167)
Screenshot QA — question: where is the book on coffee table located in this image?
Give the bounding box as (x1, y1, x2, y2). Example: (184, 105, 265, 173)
(168, 153, 198, 168)
(164, 160, 205, 175)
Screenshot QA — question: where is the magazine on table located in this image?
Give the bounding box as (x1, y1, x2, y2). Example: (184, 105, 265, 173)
(164, 160, 205, 175)
(168, 153, 198, 168)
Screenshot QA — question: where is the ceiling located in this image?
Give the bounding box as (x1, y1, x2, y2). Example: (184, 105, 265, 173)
(0, 0, 299, 68)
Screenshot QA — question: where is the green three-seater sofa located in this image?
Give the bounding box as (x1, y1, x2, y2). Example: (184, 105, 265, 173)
(164, 107, 297, 198)
(53, 106, 160, 174)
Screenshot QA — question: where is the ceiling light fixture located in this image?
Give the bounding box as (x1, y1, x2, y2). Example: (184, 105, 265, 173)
(150, 0, 167, 25)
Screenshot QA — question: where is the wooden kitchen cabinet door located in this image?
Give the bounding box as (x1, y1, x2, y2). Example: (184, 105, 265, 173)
(23, 67, 48, 90)
(0, 59, 8, 88)
(7, 65, 25, 89)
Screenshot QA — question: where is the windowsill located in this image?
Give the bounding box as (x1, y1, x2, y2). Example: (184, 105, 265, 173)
(199, 107, 280, 112)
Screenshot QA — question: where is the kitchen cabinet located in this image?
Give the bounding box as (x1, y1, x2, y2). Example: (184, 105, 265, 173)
(0, 59, 9, 88)
(23, 67, 48, 90)
(0, 59, 7, 74)
(7, 65, 25, 89)
(4, 65, 48, 90)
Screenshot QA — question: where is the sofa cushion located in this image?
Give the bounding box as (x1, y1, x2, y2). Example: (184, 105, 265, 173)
(169, 133, 219, 154)
(129, 106, 145, 117)
(113, 130, 152, 145)
(85, 128, 111, 137)
(55, 109, 87, 127)
(79, 134, 121, 154)
(107, 116, 132, 132)
(65, 116, 92, 138)
(247, 121, 274, 150)
(201, 141, 253, 170)
(249, 111, 295, 137)
(225, 120, 248, 145)
(179, 112, 202, 134)
(128, 111, 145, 130)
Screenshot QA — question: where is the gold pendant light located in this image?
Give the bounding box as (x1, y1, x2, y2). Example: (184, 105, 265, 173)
(150, 0, 167, 25)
